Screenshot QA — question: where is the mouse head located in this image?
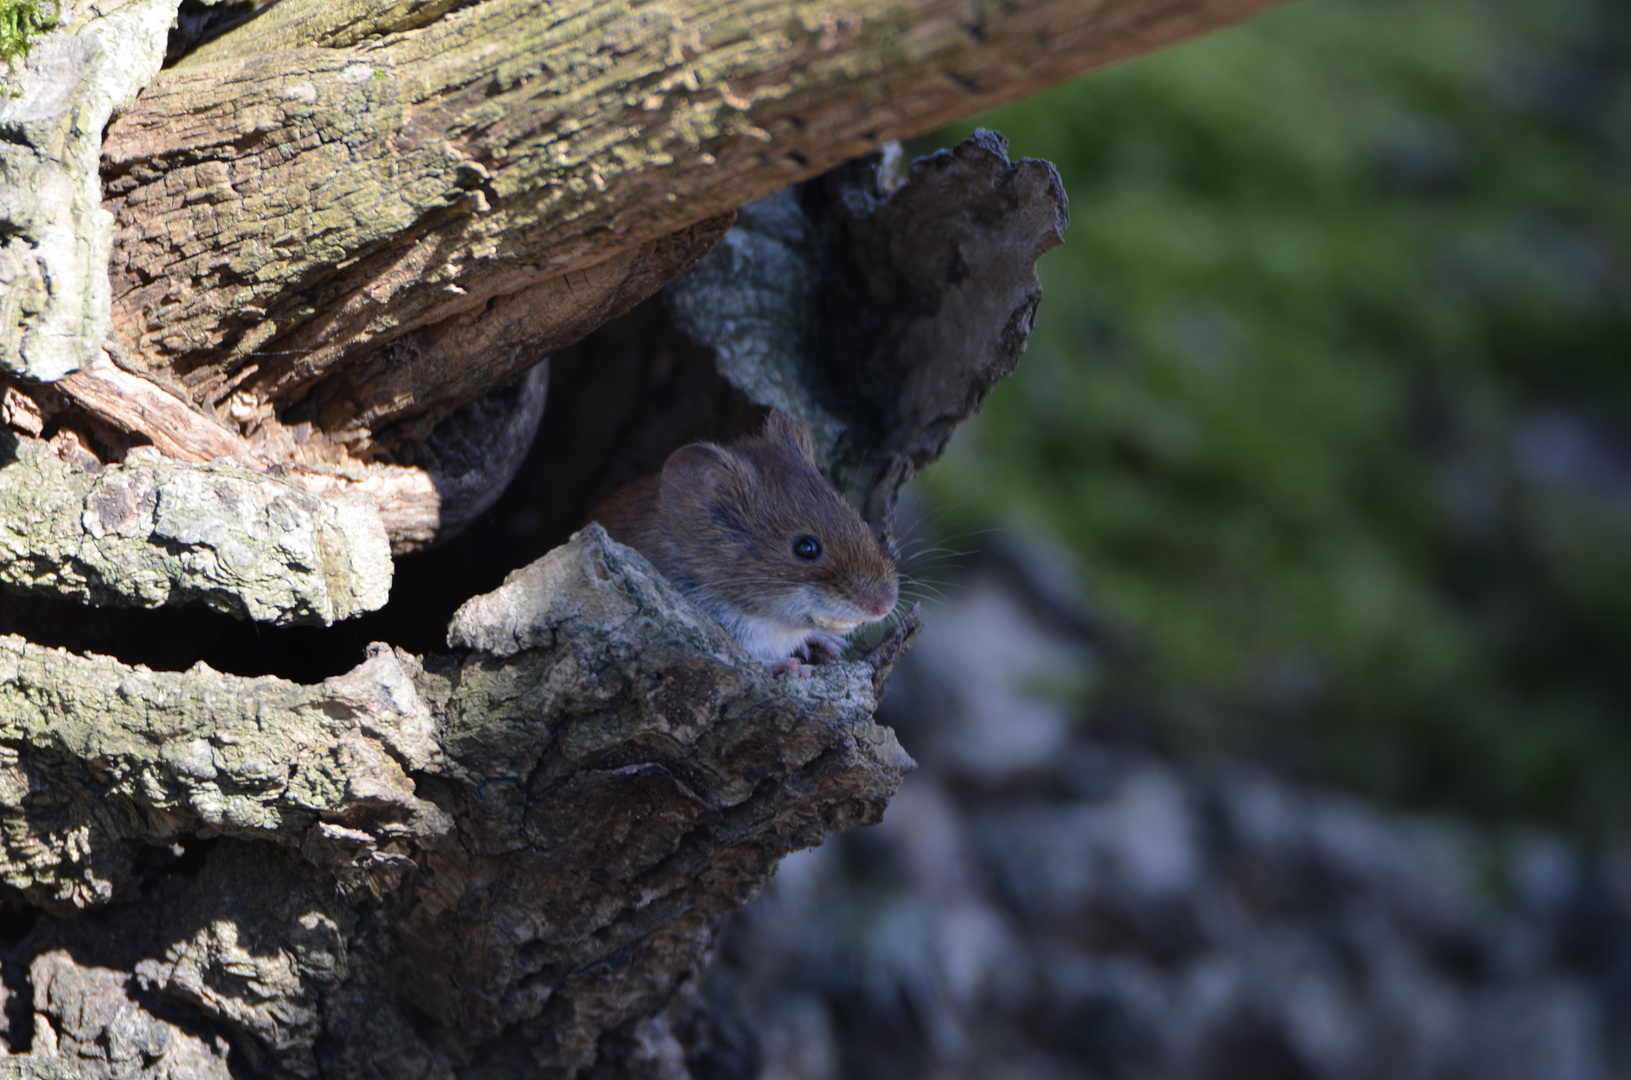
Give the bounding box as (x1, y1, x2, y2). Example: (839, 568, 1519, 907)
(658, 411, 899, 631)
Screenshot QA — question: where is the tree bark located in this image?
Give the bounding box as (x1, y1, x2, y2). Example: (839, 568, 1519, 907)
(1, 533, 915, 1077)
(0, 131, 1066, 1079)
(0, 0, 1281, 1074)
(99, 0, 1276, 452)
(0, 430, 392, 625)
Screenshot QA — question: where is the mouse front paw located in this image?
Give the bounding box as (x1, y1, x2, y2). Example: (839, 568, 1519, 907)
(763, 657, 815, 679)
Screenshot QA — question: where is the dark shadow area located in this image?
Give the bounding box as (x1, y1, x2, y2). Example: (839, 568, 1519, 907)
(334, 296, 760, 659)
(0, 914, 34, 1053)
(0, 593, 256, 673)
(2, 842, 305, 1076)
(0, 898, 38, 947)
(0, 836, 224, 1056)
(163, 0, 264, 67)
(131, 836, 217, 897)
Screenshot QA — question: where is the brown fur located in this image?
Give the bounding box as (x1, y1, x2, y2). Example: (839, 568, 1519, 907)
(589, 411, 898, 662)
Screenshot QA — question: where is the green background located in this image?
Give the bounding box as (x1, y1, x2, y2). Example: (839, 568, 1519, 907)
(911, 0, 1631, 834)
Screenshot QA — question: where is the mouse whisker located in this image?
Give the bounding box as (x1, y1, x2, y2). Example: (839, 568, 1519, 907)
(900, 574, 959, 593)
(899, 577, 954, 601)
(900, 582, 967, 602)
(893, 499, 1004, 551)
(891, 481, 1004, 536)
(897, 544, 979, 563)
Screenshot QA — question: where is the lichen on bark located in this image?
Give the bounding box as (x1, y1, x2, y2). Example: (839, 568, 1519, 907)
(0, 0, 180, 381)
(0, 635, 445, 913)
(0, 429, 393, 625)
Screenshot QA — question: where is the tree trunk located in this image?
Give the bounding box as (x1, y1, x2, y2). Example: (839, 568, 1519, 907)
(0, 0, 1279, 1075)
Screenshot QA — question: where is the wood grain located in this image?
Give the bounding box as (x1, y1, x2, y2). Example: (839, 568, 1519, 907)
(102, 0, 1283, 431)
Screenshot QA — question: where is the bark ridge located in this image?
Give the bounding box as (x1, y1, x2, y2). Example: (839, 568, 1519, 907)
(0, 429, 393, 625)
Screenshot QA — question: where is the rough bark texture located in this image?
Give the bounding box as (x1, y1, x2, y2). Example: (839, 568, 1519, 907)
(301, 216, 736, 453)
(0, 0, 180, 382)
(0, 637, 444, 916)
(0, 429, 392, 625)
(0, 527, 918, 1079)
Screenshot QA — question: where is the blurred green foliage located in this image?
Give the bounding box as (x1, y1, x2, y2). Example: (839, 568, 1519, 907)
(0, 0, 55, 74)
(913, 0, 1631, 831)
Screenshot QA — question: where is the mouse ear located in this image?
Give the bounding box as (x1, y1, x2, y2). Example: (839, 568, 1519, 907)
(761, 410, 816, 463)
(659, 443, 740, 516)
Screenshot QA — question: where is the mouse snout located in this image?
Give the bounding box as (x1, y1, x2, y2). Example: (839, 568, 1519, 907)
(867, 595, 895, 618)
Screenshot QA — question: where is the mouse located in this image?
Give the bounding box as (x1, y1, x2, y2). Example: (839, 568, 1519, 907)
(588, 410, 900, 677)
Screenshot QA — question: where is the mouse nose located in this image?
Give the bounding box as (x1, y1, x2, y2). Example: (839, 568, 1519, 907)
(869, 598, 893, 617)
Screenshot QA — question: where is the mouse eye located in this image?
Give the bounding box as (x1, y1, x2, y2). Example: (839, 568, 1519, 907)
(792, 535, 823, 561)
